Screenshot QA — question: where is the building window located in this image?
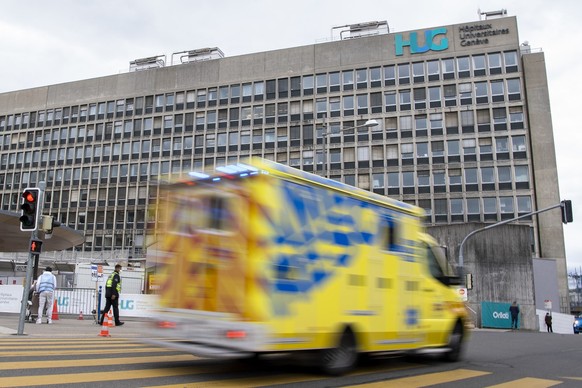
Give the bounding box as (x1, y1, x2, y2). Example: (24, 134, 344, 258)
(457, 56, 470, 78)
(512, 135, 527, 152)
(412, 62, 425, 83)
(483, 197, 497, 214)
(429, 86, 441, 108)
(372, 173, 384, 188)
(302, 75, 314, 95)
(427, 60, 440, 81)
(342, 71, 354, 91)
(442, 58, 455, 79)
(467, 198, 480, 215)
(473, 54, 486, 76)
(509, 106, 524, 129)
(433, 170, 445, 186)
(370, 67, 381, 87)
(488, 52, 502, 74)
(383, 65, 395, 86)
(504, 51, 519, 72)
(431, 141, 444, 157)
(514, 165, 529, 183)
(398, 63, 410, 84)
(399, 90, 411, 111)
(507, 78, 521, 101)
(416, 142, 428, 158)
(517, 196, 532, 213)
(500, 196, 514, 214)
(356, 69, 367, 89)
(493, 108, 507, 130)
(450, 198, 464, 215)
(385, 92, 396, 112)
(417, 170, 430, 187)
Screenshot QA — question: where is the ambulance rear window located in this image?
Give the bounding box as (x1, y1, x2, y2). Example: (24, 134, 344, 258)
(207, 195, 231, 231)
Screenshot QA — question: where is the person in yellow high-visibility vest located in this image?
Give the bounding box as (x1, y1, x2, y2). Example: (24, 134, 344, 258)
(99, 264, 124, 326)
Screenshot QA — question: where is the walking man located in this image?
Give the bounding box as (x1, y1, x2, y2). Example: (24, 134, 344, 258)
(35, 266, 57, 324)
(509, 301, 520, 329)
(99, 264, 124, 326)
(545, 312, 553, 333)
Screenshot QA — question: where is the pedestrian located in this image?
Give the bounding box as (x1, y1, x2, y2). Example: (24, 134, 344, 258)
(99, 264, 124, 326)
(509, 301, 520, 329)
(545, 312, 553, 333)
(35, 266, 57, 324)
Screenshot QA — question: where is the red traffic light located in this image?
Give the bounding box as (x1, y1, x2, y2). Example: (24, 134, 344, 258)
(30, 239, 43, 254)
(20, 188, 41, 232)
(23, 191, 37, 203)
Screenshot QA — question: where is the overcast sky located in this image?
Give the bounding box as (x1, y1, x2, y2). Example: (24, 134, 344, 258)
(1, 1, 581, 270)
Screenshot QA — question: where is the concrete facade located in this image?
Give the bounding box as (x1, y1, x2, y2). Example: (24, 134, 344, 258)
(429, 223, 537, 329)
(0, 15, 568, 310)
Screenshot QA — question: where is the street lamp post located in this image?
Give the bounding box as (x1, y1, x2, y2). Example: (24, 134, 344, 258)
(320, 119, 379, 178)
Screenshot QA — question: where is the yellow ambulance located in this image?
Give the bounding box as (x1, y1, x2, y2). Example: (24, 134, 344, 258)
(143, 158, 468, 374)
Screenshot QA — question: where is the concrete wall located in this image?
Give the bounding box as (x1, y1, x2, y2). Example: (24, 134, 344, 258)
(522, 52, 569, 311)
(533, 258, 561, 311)
(429, 223, 537, 329)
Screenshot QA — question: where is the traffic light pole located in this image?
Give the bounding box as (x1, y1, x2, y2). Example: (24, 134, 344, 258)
(16, 181, 45, 335)
(457, 200, 570, 286)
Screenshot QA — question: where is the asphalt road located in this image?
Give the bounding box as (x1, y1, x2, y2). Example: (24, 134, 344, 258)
(1, 320, 581, 387)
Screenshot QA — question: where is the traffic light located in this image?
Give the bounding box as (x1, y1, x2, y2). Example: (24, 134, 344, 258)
(19, 188, 41, 232)
(41, 215, 61, 235)
(561, 200, 573, 224)
(30, 239, 43, 254)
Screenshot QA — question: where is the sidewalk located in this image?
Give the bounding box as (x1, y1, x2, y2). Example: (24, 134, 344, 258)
(0, 313, 148, 338)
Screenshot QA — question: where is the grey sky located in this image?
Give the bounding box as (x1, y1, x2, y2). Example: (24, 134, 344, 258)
(1, 0, 581, 269)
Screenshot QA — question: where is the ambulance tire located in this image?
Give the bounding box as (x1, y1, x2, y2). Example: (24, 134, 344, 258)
(442, 321, 464, 362)
(320, 328, 358, 375)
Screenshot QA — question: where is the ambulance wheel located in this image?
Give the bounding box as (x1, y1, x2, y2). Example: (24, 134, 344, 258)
(442, 322, 464, 362)
(320, 328, 358, 375)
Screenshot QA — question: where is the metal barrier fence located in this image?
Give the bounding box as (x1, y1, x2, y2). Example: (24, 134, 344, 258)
(54, 288, 98, 318)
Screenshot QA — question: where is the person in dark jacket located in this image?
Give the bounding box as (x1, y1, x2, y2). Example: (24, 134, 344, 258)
(509, 301, 520, 329)
(99, 264, 124, 326)
(545, 312, 553, 333)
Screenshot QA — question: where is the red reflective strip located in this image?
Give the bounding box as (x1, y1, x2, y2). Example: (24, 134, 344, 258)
(158, 321, 177, 328)
(226, 330, 246, 339)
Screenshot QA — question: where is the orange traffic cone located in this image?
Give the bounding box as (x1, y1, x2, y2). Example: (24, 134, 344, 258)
(51, 302, 59, 321)
(98, 311, 111, 337)
(78, 311, 84, 320)
(106, 310, 114, 327)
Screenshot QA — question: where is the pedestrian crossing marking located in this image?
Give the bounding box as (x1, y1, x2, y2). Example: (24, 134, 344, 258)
(140, 359, 422, 388)
(486, 377, 562, 387)
(0, 366, 216, 387)
(0, 337, 574, 387)
(0, 354, 195, 370)
(0, 346, 175, 357)
(0, 342, 150, 350)
(348, 368, 490, 387)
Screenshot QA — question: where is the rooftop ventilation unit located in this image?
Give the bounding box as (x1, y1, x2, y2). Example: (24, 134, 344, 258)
(478, 8, 507, 20)
(332, 21, 389, 41)
(129, 55, 166, 72)
(172, 47, 225, 65)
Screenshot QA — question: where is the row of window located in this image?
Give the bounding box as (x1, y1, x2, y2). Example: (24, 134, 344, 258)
(0, 78, 523, 136)
(0, 50, 520, 132)
(0, 103, 526, 153)
(418, 195, 532, 219)
(0, 131, 528, 173)
(0, 150, 531, 187)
